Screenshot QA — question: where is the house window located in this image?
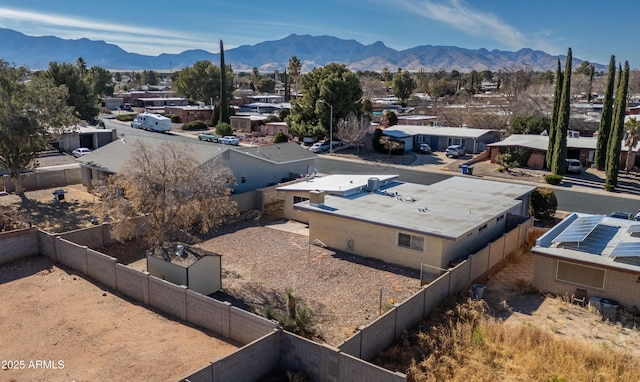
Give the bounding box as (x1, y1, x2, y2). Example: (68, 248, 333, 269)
(448, 137, 462, 146)
(398, 232, 424, 251)
(496, 214, 505, 222)
(478, 224, 488, 232)
(241, 176, 246, 184)
(293, 196, 309, 204)
(556, 261, 605, 289)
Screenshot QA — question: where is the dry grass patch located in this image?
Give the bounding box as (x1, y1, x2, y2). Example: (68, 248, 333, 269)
(374, 299, 640, 382)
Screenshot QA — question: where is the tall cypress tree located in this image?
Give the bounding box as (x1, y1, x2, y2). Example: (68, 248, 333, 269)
(551, 48, 572, 175)
(547, 59, 562, 169)
(594, 55, 616, 170)
(605, 61, 630, 189)
(218, 40, 230, 125)
(284, 69, 290, 102)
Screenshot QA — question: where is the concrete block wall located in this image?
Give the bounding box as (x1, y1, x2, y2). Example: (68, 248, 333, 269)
(229, 306, 279, 344)
(338, 352, 406, 382)
(448, 260, 471, 296)
(339, 331, 363, 358)
(423, 272, 450, 316)
(56, 238, 88, 274)
(148, 276, 187, 320)
(115, 263, 150, 305)
(504, 228, 519, 257)
(59, 225, 104, 248)
(394, 288, 426, 339)
(0, 227, 38, 265)
(360, 308, 397, 361)
(469, 248, 490, 281)
(2, 167, 81, 193)
(186, 290, 231, 338)
(280, 332, 340, 382)
(488, 235, 506, 270)
(37, 230, 57, 260)
(209, 330, 280, 382)
(86, 249, 117, 289)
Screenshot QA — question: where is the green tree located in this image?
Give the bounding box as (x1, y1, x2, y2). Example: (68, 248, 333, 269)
(46, 61, 100, 122)
(286, 63, 362, 139)
(215, 122, 233, 136)
(551, 48, 572, 175)
(114, 72, 122, 82)
(173, 60, 233, 104)
(88, 66, 114, 96)
(624, 117, 640, 173)
(381, 67, 390, 82)
(605, 62, 630, 189)
(510, 114, 550, 135)
(257, 77, 276, 93)
(273, 131, 288, 143)
(391, 70, 416, 104)
(594, 55, 616, 170)
(287, 56, 302, 94)
(528, 187, 558, 220)
(382, 110, 398, 127)
(142, 70, 159, 86)
(219, 40, 230, 124)
(0, 62, 77, 194)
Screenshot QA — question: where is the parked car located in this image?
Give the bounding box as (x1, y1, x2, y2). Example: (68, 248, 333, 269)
(445, 145, 465, 158)
(72, 147, 91, 157)
(565, 159, 583, 174)
(417, 143, 432, 154)
(309, 142, 330, 153)
(218, 136, 240, 145)
(197, 132, 222, 142)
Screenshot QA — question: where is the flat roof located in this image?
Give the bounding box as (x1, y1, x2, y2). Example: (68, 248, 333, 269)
(278, 174, 399, 196)
(488, 134, 639, 152)
(534, 212, 640, 273)
(293, 176, 532, 240)
(383, 125, 496, 139)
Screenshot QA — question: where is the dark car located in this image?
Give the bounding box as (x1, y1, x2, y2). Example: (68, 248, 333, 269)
(417, 143, 432, 154)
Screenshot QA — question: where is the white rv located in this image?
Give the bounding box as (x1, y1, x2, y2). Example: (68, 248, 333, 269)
(131, 113, 171, 132)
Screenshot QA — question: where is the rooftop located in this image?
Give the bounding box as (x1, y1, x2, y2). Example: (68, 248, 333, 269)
(383, 125, 497, 139)
(289, 175, 534, 240)
(488, 134, 640, 152)
(535, 213, 640, 272)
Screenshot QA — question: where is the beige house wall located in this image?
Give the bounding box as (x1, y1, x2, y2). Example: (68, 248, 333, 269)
(308, 212, 446, 269)
(533, 254, 640, 308)
(281, 190, 312, 223)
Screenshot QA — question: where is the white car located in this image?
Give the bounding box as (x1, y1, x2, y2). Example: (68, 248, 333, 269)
(565, 159, 583, 174)
(72, 148, 91, 157)
(445, 145, 465, 158)
(309, 142, 330, 153)
(218, 136, 240, 145)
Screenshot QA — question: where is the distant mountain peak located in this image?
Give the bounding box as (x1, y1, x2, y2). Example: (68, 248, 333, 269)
(0, 28, 600, 72)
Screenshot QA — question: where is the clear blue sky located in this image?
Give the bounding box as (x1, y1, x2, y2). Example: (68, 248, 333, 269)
(0, 0, 638, 68)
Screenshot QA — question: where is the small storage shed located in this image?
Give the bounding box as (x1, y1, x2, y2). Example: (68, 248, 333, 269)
(146, 243, 221, 295)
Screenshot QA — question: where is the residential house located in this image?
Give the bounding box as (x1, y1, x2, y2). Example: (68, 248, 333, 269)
(55, 126, 118, 153)
(533, 213, 640, 309)
(230, 114, 268, 133)
(77, 136, 316, 195)
(165, 105, 213, 123)
(487, 134, 639, 169)
(277, 175, 534, 269)
(382, 125, 499, 153)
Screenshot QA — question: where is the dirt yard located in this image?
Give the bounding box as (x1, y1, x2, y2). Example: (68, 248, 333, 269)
(197, 218, 422, 346)
(0, 256, 239, 382)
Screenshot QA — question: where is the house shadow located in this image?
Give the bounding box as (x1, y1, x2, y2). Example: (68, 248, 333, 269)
(328, 249, 421, 280)
(0, 255, 54, 286)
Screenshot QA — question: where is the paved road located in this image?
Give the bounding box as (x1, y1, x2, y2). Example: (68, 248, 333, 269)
(316, 157, 640, 215)
(102, 118, 640, 216)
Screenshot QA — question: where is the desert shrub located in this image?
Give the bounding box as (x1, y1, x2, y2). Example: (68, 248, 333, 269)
(262, 288, 315, 338)
(215, 122, 233, 136)
(373, 128, 404, 155)
(116, 114, 135, 122)
(529, 187, 557, 220)
(265, 114, 281, 123)
(164, 114, 180, 123)
(181, 120, 208, 130)
(273, 131, 288, 143)
(496, 147, 531, 171)
(544, 174, 563, 185)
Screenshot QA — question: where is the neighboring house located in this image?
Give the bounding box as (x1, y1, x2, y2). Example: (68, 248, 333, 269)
(138, 97, 189, 112)
(261, 121, 289, 137)
(76, 136, 316, 195)
(396, 115, 439, 126)
(103, 97, 124, 111)
(165, 105, 213, 123)
(382, 125, 499, 153)
(277, 175, 534, 269)
(533, 213, 640, 309)
(230, 114, 269, 133)
(487, 134, 640, 169)
(146, 243, 221, 295)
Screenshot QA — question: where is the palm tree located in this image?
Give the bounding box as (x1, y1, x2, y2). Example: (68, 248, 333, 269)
(624, 118, 640, 173)
(287, 56, 301, 95)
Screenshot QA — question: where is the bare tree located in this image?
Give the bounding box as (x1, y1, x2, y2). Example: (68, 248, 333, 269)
(336, 113, 370, 154)
(624, 118, 640, 173)
(379, 136, 404, 157)
(97, 141, 238, 245)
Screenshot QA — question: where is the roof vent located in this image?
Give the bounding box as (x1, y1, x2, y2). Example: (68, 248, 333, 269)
(367, 177, 380, 192)
(176, 244, 186, 258)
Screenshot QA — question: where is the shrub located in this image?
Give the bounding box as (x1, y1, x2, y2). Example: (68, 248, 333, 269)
(497, 147, 531, 171)
(116, 114, 135, 122)
(273, 131, 288, 143)
(529, 187, 557, 220)
(265, 114, 281, 123)
(372, 128, 404, 155)
(544, 174, 563, 185)
(165, 114, 180, 123)
(215, 122, 233, 136)
(181, 120, 208, 130)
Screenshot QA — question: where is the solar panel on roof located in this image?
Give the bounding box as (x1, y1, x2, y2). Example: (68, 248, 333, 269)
(553, 215, 604, 243)
(610, 242, 640, 258)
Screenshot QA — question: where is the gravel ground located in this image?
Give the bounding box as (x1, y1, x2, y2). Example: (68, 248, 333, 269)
(197, 218, 422, 346)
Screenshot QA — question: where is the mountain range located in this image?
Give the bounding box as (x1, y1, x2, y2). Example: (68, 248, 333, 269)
(0, 28, 600, 73)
